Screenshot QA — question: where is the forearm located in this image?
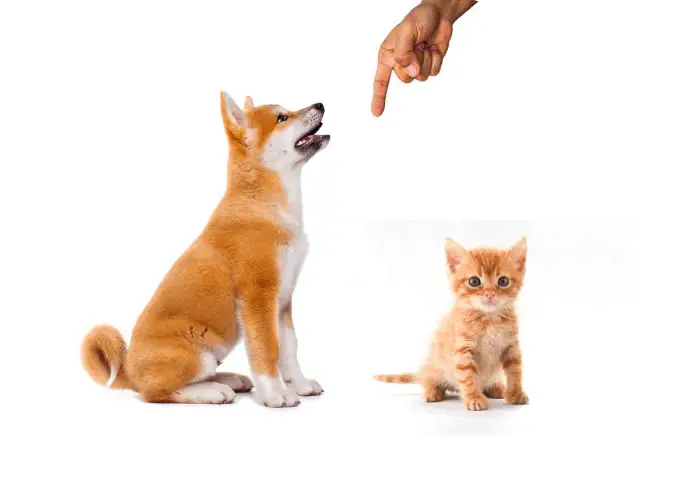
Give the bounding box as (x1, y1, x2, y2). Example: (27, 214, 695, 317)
(422, 0, 478, 23)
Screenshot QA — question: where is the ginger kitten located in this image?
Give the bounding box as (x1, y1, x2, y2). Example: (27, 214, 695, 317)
(374, 237, 529, 411)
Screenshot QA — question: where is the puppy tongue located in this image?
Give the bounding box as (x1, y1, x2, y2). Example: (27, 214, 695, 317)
(296, 135, 315, 147)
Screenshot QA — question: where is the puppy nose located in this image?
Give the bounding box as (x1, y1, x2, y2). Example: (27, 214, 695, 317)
(313, 102, 324, 112)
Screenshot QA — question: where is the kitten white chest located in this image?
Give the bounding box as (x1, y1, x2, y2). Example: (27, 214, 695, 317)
(470, 324, 511, 389)
(480, 325, 510, 362)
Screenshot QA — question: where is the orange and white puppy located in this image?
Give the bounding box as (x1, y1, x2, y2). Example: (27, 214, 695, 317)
(80, 91, 330, 407)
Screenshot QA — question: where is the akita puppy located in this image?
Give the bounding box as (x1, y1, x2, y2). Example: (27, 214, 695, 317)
(81, 92, 330, 407)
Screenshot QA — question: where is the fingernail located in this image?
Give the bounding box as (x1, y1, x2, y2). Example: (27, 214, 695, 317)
(408, 64, 418, 77)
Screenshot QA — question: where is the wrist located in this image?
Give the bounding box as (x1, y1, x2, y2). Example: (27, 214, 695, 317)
(421, 0, 477, 24)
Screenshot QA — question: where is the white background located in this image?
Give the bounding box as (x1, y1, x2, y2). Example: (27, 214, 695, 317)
(0, 0, 695, 499)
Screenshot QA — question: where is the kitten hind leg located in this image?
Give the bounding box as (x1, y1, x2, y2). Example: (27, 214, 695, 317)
(418, 366, 446, 403)
(421, 381, 446, 403)
(483, 379, 506, 399)
(483, 370, 506, 399)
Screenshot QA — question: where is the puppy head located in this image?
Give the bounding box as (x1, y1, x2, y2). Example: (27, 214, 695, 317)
(220, 91, 330, 170)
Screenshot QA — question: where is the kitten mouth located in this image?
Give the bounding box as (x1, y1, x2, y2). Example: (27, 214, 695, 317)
(477, 300, 501, 311)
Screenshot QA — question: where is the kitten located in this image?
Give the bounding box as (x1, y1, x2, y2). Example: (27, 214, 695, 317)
(374, 237, 529, 411)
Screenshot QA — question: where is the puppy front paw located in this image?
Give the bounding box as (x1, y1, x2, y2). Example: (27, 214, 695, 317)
(252, 374, 300, 408)
(291, 378, 324, 397)
(262, 391, 300, 408)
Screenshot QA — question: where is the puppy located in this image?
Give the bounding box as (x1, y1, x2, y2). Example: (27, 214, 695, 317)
(81, 92, 330, 407)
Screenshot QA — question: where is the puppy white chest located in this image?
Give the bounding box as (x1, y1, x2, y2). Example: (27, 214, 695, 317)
(278, 231, 308, 306)
(276, 168, 308, 307)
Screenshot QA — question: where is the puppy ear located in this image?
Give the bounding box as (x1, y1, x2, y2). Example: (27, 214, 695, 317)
(445, 237, 467, 274)
(508, 237, 527, 272)
(244, 96, 255, 111)
(220, 91, 246, 130)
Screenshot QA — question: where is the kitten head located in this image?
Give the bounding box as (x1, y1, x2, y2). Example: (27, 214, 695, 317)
(445, 237, 527, 314)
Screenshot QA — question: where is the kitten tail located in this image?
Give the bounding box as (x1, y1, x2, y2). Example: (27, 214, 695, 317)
(373, 373, 416, 384)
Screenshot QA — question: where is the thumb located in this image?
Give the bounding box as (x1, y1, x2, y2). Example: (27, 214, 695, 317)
(393, 24, 420, 77)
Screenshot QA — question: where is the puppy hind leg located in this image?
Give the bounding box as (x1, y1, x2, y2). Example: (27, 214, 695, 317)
(214, 372, 253, 393)
(132, 340, 234, 404)
(141, 382, 235, 404)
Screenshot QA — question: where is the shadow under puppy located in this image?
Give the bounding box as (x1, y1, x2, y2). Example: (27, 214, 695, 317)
(81, 92, 330, 407)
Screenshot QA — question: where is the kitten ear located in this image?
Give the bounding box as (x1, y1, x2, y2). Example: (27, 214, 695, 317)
(244, 96, 255, 111)
(445, 237, 467, 273)
(220, 91, 247, 131)
(508, 237, 527, 272)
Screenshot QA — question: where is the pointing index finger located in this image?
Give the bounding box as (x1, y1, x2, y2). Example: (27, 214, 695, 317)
(372, 59, 393, 117)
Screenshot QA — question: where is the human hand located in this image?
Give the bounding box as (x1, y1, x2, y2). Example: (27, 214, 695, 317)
(371, 1, 476, 117)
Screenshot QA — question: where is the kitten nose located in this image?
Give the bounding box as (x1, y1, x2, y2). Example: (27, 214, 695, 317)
(484, 291, 496, 301)
(313, 102, 324, 112)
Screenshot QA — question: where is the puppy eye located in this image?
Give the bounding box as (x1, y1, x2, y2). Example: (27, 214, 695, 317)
(497, 276, 509, 287)
(276, 114, 288, 124)
(468, 277, 481, 287)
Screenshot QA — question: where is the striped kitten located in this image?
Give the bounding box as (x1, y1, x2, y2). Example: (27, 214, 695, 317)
(374, 237, 529, 411)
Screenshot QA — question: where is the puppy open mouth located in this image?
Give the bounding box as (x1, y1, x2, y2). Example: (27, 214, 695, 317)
(294, 123, 329, 150)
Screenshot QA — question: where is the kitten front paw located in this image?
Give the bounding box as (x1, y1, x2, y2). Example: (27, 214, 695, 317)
(505, 389, 529, 405)
(465, 394, 489, 411)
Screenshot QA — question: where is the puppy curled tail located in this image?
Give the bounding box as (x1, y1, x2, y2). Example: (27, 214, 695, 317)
(373, 373, 416, 384)
(80, 324, 132, 389)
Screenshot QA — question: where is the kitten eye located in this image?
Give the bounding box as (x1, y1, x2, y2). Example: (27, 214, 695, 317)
(276, 114, 288, 124)
(468, 276, 481, 287)
(497, 276, 510, 287)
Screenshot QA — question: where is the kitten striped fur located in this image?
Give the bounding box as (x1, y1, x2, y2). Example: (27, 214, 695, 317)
(374, 237, 530, 411)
